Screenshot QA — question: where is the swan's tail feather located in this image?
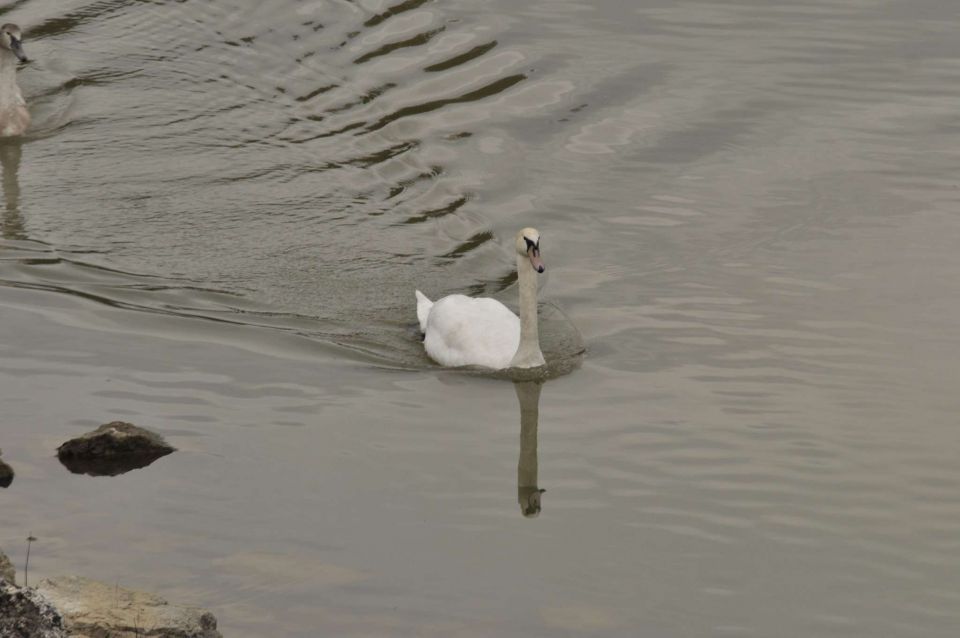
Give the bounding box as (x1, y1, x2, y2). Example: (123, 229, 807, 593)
(415, 290, 433, 333)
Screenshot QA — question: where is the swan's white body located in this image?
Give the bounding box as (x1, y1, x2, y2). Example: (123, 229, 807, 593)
(417, 292, 521, 369)
(416, 228, 546, 370)
(0, 24, 28, 137)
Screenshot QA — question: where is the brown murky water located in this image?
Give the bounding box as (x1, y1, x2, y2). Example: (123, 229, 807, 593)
(2, 1, 960, 636)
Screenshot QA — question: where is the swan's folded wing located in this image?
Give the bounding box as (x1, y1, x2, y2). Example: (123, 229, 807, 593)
(422, 295, 520, 369)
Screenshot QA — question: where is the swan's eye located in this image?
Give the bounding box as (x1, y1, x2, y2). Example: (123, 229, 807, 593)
(524, 237, 539, 250)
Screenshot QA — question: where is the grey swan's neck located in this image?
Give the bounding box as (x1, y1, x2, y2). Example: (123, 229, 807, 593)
(0, 50, 19, 106)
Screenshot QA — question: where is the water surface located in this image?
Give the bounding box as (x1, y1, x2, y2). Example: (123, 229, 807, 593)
(2, 0, 960, 636)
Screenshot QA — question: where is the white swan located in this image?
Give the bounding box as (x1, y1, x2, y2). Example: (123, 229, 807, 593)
(416, 228, 546, 369)
(0, 24, 29, 137)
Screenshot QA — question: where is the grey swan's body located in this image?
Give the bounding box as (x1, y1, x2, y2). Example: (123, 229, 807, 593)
(416, 228, 547, 370)
(0, 24, 29, 137)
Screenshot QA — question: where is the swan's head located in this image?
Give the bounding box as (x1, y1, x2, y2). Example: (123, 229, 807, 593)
(515, 227, 544, 273)
(0, 24, 26, 62)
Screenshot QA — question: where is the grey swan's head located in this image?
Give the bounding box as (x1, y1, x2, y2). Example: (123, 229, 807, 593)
(0, 24, 27, 62)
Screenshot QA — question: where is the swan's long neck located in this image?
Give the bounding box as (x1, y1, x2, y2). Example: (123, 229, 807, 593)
(0, 50, 19, 109)
(510, 254, 545, 368)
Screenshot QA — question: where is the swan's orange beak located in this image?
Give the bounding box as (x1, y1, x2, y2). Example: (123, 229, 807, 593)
(528, 246, 544, 273)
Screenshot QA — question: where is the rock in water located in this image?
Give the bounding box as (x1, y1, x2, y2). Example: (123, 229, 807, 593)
(57, 422, 175, 476)
(0, 459, 12, 488)
(0, 448, 13, 488)
(37, 576, 221, 638)
(0, 579, 69, 638)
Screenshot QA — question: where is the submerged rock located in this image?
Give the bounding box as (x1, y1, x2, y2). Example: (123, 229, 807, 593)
(0, 458, 12, 488)
(57, 422, 175, 476)
(0, 447, 13, 488)
(0, 548, 14, 583)
(37, 576, 221, 638)
(0, 579, 69, 638)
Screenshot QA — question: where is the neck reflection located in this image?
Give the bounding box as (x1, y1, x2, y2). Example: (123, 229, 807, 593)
(515, 380, 545, 518)
(0, 141, 23, 239)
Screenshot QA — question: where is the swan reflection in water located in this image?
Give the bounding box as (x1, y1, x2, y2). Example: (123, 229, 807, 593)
(515, 380, 546, 518)
(0, 140, 23, 239)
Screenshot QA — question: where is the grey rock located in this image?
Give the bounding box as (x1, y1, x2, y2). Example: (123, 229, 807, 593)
(0, 579, 69, 638)
(37, 575, 221, 638)
(0, 448, 12, 488)
(57, 422, 175, 476)
(0, 458, 12, 488)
